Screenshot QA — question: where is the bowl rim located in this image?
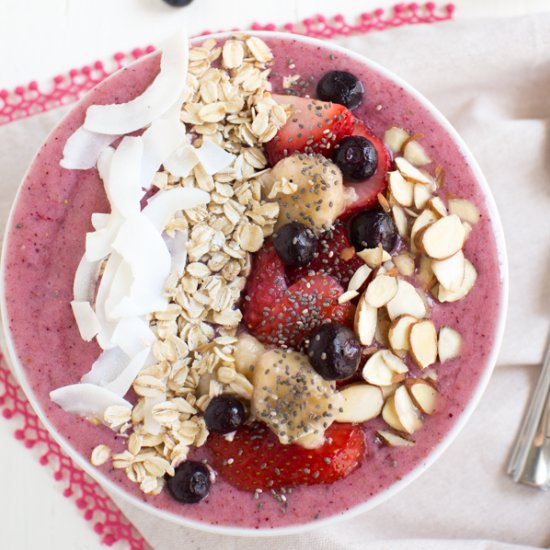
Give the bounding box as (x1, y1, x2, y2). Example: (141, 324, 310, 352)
(0, 29, 509, 538)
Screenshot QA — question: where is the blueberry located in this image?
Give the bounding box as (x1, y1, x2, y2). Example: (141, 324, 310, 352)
(273, 222, 318, 267)
(307, 323, 361, 380)
(316, 70, 364, 110)
(162, 0, 193, 6)
(204, 395, 246, 434)
(350, 208, 398, 252)
(334, 136, 378, 182)
(167, 461, 210, 504)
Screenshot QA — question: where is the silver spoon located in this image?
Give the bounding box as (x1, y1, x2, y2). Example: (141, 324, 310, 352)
(508, 339, 550, 488)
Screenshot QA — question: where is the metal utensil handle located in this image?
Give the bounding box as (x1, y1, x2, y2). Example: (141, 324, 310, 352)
(508, 341, 550, 488)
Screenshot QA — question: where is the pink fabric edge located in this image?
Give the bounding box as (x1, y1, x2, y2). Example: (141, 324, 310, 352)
(0, 3, 455, 548)
(0, 3, 454, 126)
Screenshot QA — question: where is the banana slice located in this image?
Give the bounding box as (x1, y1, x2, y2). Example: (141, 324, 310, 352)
(234, 332, 266, 382)
(252, 349, 343, 447)
(266, 153, 353, 233)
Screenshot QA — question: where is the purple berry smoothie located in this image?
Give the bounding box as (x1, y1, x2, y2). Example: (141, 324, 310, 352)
(1, 34, 504, 530)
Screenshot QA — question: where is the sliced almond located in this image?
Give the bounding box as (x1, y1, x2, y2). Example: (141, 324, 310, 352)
(377, 192, 391, 213)
(405, 379, 438, 415)
(448, 198, 480, 224)
(431, 250, 465, 292)
(422, 368, 438, 382)
(381, 349, 409, 374)
(357, 245, 391, 269)
(354, 294, 377, 346)
(334, 384, 384, 423)
(362, 349, 408, 386)
(338, 289, 359, 304)
(392, 205, 408, 238)
(438, 259, 477, 303)
(365, 274, 398, 308)
(409, 319, 438, 369)
(393, 384, 423, 434)
(435, 164, 445, 187)
(413, 223, 432, 252)
(388, 171, 414, 207)
(427, 196, 447, 218)
(348, 264, 372, 292)
(403, 140, 432, 166)
(384, 127, 410, 153)
(380, 383, 399, 400)
(395, 156, 433, 185)
(393, 253, 415, 277)
(417, 255, 436, 290)
(377, 429, 416, 447)
(382, 395, 406, 431)
(410, 209, 437, 250)
(386, 279, 427, 321)
(388, 314, 417, 355)
(420, 214, 466, 260)
(438, 326, 463, 362)
(414, 183, 432, 210)
(374, 308, 391, 347)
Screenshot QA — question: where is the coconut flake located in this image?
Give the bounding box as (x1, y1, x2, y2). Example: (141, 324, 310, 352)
(163, 144, 199, 179)
(73, 255, 101, 302)
(71, 301, 101, 341)
(112, 213, 171, 281)
(143, 187, 210, 231)
(140, 117, 188, 190)
(85, 212, 124, 262)
(91, 213, 110, 231)
(83, 29, 189, 135)
(94, 252, 123, 349)
(111, 316, 156, 357)
(60, 126, 119, 170)
(105, 136, 144, 218)
(50, 383, 131, 419)
(81, 347, 128, 385)
(194, 139, 236, 176)
(165, 230, 188, 277)
(97, 145, 114, 180)
(107, 214, 171, 319)
(104, 259, 134, 321)
(104, 348, 153, 397)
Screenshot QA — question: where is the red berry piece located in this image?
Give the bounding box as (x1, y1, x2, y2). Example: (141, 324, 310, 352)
(241, 242, 287, 330)
(265, 95, 355, 166)
(206, 422, 365, 492)
(287, 222, 365, 288)
(243, 271, 355, 350)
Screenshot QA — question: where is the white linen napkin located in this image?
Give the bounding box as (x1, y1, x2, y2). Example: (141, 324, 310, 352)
(1, 12, 550, 550)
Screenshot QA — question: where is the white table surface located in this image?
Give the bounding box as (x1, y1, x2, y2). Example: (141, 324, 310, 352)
(1, 1, 549, 549)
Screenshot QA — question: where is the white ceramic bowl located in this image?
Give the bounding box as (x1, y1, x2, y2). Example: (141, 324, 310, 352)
(0, 31, 508, 536)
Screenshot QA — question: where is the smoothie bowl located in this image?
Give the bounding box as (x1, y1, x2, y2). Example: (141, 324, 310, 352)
(0, 30, 507, 535)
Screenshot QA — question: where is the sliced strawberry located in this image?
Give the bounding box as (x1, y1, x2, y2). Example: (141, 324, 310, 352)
(265, 94, 355, 166)
(242, 242, 287, 329)
(207, 422, 365, 492)
(339, 119, 391, 219)
(287, 221, 366, 288)
(243, 271, 355, 350)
